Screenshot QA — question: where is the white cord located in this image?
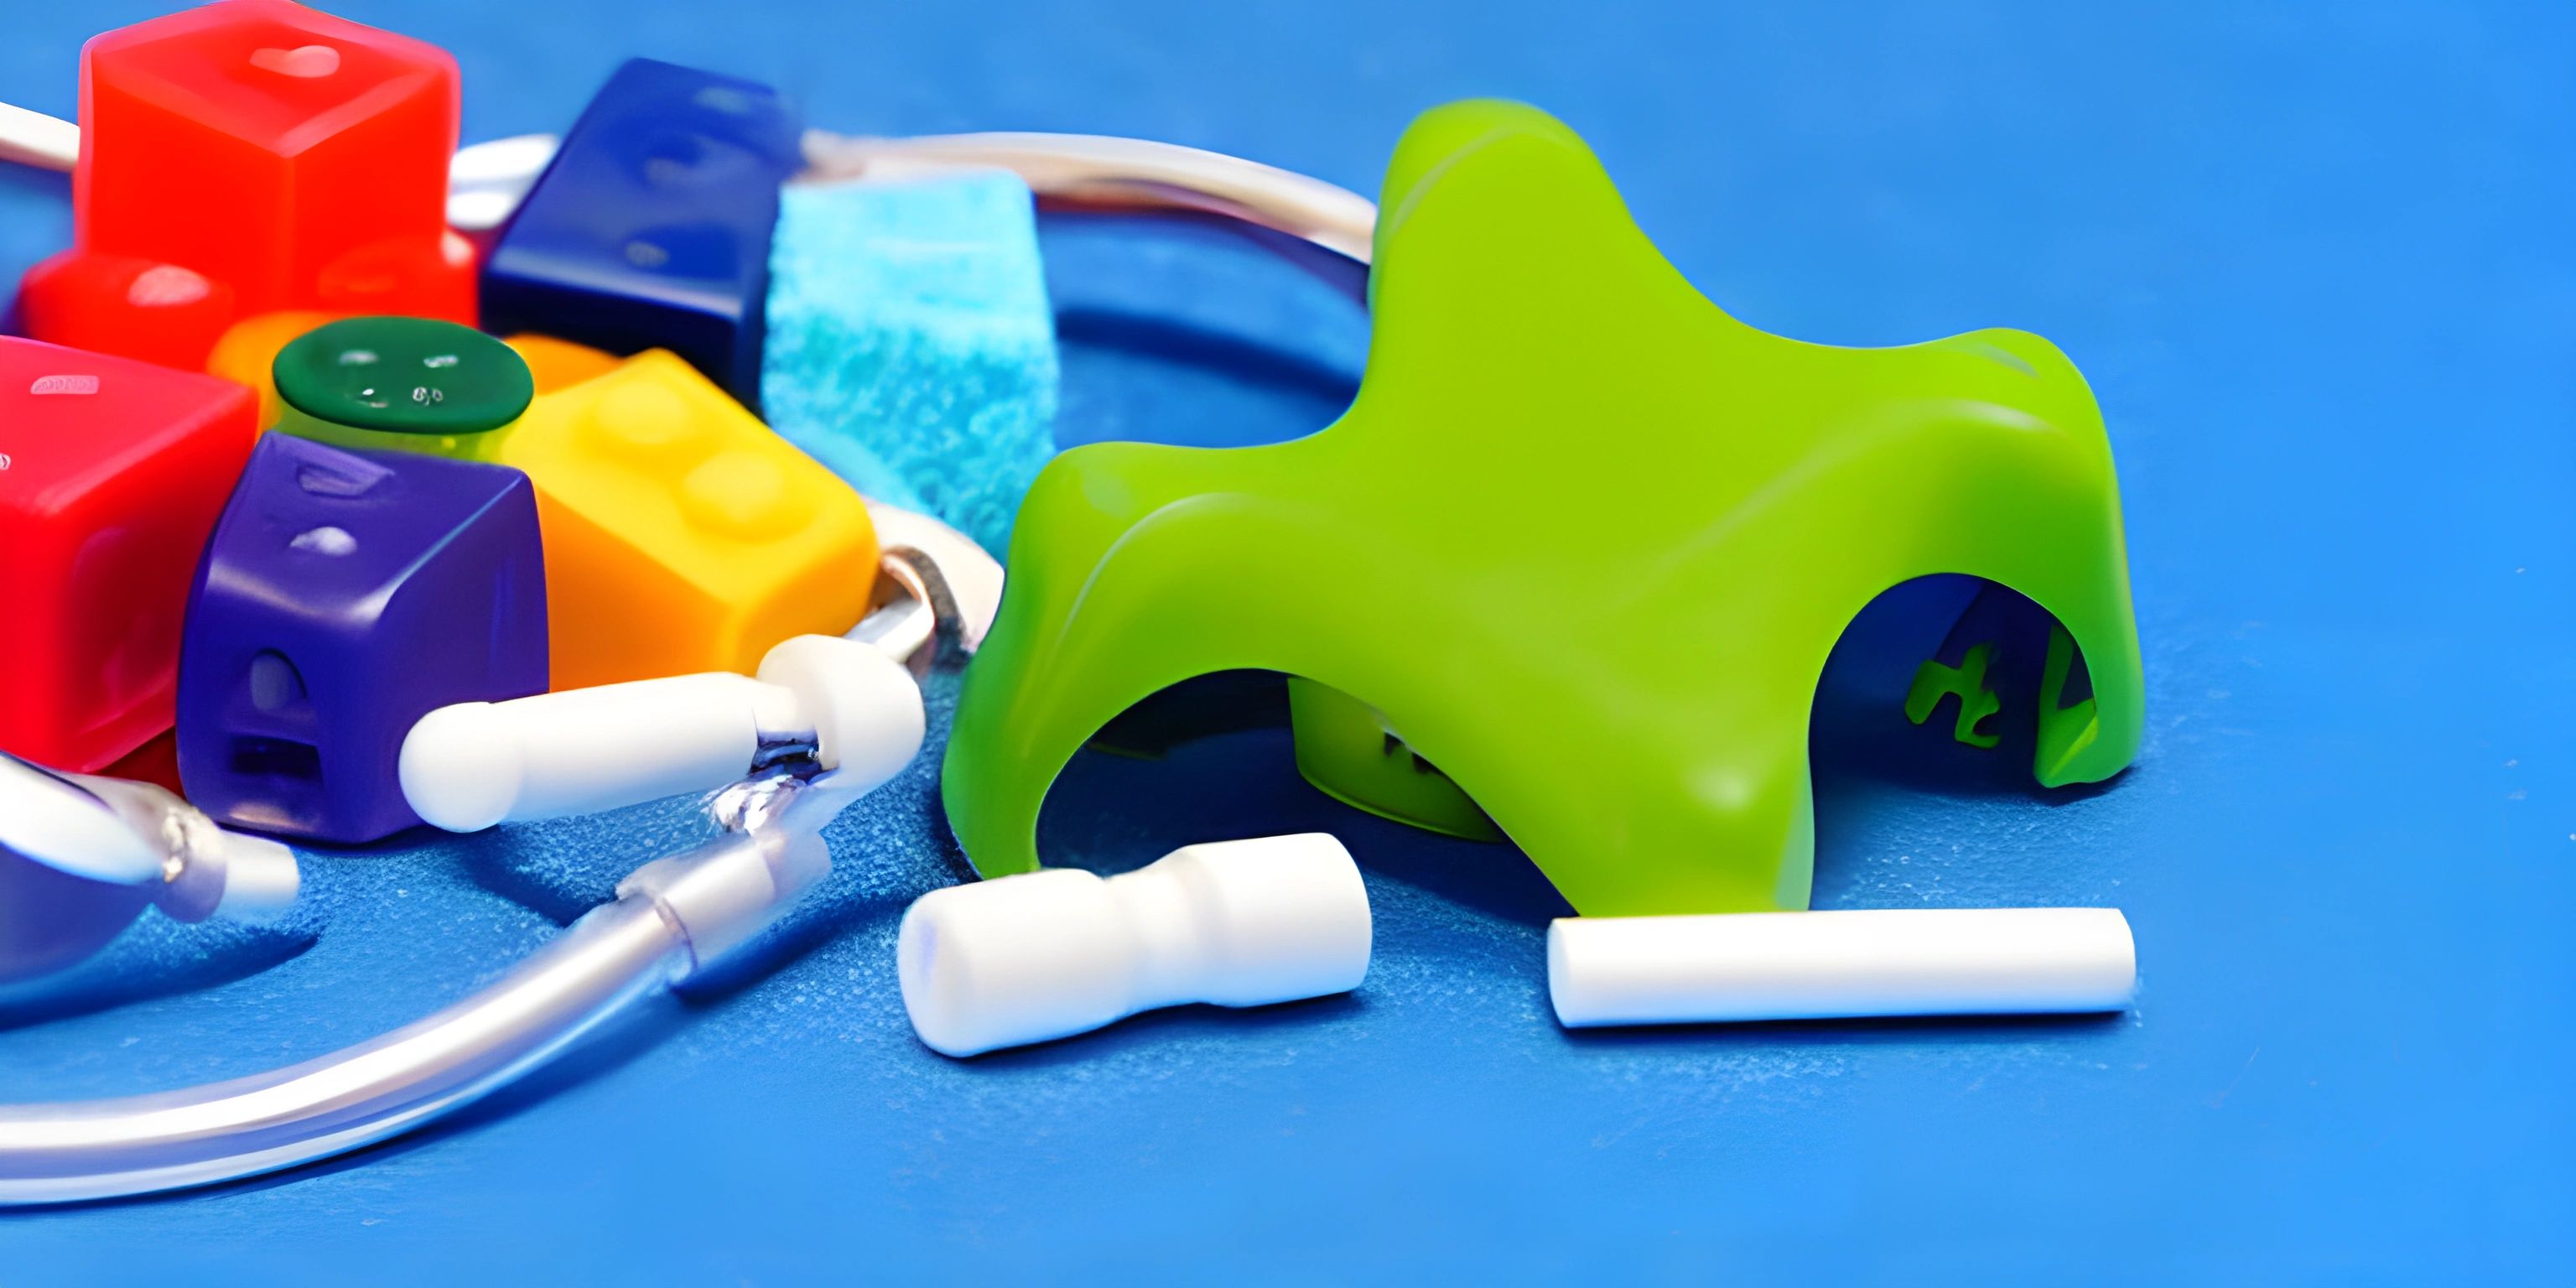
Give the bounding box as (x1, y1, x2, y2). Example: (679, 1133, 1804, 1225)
(0, 99, 1378, 264)
(802, 130, 1377, 265)
(0, 101, 77, 172)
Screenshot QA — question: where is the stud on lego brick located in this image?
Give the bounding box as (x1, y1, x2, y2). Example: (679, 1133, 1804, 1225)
(16, 0, 471, 370)
(177, 434, 547, 842)
(494, 350, 880, 689)
(272, 315, 536, 460)
(0, 337, 257, 772)
(480, 59, 802, 405)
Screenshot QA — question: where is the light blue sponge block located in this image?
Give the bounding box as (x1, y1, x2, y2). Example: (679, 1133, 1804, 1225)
(761, 172, 1061, 557)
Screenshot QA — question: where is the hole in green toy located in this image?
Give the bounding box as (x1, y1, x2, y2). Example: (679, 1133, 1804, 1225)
(1057, 579, 2107, 867)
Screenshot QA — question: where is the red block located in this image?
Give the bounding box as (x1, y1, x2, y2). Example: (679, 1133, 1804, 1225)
(103, 728, 186, 798)
(0, 337, 257, 772)
(17, 252, 239, 371)
(19, 0, 472, 369)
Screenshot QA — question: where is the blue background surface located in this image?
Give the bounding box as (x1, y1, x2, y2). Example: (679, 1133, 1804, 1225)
(3, 2, 2572, 1281)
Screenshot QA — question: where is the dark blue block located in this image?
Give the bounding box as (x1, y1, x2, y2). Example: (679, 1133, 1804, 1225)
(479, 59, 802, 406)
(176, 434, 549, 843)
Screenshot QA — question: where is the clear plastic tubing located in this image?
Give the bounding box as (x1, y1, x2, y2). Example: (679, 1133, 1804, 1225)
(0, 793, 843, 1205)
(0, 894, 679, 1203)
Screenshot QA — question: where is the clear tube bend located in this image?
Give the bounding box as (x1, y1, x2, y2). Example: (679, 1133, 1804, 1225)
(0, 896, 684, 1204)
(799, 130, 1379, 267)
(0, 789, 837, 1206)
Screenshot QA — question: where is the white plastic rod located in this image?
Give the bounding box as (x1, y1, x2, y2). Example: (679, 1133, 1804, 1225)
(1546, 907, 2136, 1027)
(0, 102, 77, 173)
(400, 673, 774, 832)
(898, 834, 1372, 1057)
(400, 636, 923, 833)
(205, 833, 300, 921)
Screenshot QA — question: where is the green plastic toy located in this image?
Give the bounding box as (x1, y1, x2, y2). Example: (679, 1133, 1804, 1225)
(274, 316, 534, 460)
(943, 99, 2144, 917)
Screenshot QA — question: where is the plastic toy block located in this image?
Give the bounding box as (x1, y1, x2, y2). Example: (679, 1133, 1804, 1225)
(273, 315, 536, 460)
(0, 337, 257, 772)
(942, 101, 2146, 918)
(101, 729, 186, 798)
(17, 255, 239, 371)
(177, 434, 548, 842)
(208, 311, 340, 428)
(506, 335, 623, 393)
(761, 173, 1061, 557)
(493, 350, 880, 689)
(17, 0, 472, 370)
(480, 59, 802, 406)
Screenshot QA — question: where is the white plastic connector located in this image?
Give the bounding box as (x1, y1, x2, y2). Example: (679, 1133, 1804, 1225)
(0, 101, 78, 173)
(446, 133, 559, 231)
(399, 636, 923, 832)
(1546, 907, 2137, 1027)
(751, 635, 924, 793)
(897, 834, 1372, 1057)
(209, 834, 300, 922)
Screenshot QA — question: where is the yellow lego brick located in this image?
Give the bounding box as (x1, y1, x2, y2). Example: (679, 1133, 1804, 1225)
(496, 349, 880, 688)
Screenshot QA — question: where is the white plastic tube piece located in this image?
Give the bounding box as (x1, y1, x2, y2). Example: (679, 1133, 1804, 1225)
(400, 673, 774, 832)
(1546, 907, 2136, 1027)
(399, 636, 924, 833)
(0, 101, 78, 173)
(208, 833, 300, 922)
(898, 834, 1371, 1057)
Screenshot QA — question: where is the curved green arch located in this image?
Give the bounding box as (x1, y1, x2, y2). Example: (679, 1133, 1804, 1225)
(941, 99, 2142, 917)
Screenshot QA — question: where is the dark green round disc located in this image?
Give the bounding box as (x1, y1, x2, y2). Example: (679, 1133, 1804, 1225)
(273, 316, 535, 437)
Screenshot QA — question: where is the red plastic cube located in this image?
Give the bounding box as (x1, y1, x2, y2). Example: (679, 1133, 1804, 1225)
(18, 0, 471, 369)
(16, 253, 240, 372)
(0, 337, 257, 771)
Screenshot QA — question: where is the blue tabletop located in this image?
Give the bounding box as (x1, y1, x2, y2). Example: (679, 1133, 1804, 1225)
(3, 2, 2570, 1282)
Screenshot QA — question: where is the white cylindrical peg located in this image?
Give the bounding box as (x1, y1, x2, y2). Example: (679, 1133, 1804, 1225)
(400, 636, 924, 833)
(1547, 907, 2136, 1027)
(400, 673, 774, 832)
(897, 834, 1372, 1057)
(209, 833, 301, 922)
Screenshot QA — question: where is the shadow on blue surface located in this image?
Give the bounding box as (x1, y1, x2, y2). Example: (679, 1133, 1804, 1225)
(0, 912, 316, 1031)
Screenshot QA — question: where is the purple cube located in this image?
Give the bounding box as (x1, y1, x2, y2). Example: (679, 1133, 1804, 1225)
(178, 434, 548, 842)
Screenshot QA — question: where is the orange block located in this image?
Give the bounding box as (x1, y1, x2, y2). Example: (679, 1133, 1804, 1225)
(506, 334, 625, 394)
(494, 351, 880, 688)
(206, 310, 341, 427)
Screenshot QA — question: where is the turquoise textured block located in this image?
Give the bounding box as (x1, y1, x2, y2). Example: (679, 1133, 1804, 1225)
(761, 173, 1060, 557)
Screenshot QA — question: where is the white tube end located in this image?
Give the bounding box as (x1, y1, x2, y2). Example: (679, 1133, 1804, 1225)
(899, 868, 1120, 1057)
(399, 702, 525, 833)
(753, 635, 924, 791)
(1548, 907, 2136, 1028)
(211, 834, 300, 922)
(896, 834, 1372, 1058)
